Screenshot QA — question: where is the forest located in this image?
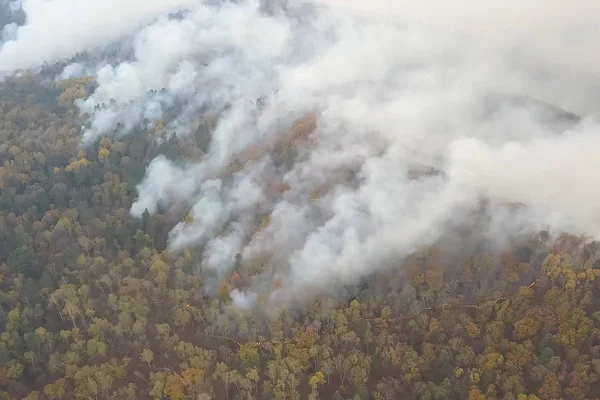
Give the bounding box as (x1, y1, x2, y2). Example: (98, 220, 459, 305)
(0, 72, 599, 400)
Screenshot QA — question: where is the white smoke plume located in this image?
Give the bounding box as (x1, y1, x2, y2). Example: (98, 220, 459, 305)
(0, 0, 195, 72)
(5, 0, 600, 310)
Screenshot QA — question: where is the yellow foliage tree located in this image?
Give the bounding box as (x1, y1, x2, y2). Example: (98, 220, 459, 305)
(164, 373, 185, 400)
(65, 157, 89, 172)
(98, 147, 110, 161)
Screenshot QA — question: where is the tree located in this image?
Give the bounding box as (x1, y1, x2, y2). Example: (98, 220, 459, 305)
(514, 316, 540, 341)
(214, 362, 233, 400)
(8, 246, 40, 278)
(43, 379, 66, 400)
(309, 371, 325, 399)
(141, 349, 154, 370)
(164, 373, 185, 400)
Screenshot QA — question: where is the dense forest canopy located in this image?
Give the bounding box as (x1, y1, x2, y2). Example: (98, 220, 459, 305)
(1, 0, 600, 399)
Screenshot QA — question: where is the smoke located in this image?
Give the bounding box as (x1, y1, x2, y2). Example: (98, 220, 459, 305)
(4, 0, 600, 309)
(323, 0, 600, 84)
(0, 0, 22, 43)
(0, 0, 195, 73)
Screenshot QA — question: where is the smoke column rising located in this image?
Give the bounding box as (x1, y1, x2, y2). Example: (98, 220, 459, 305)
(2, 0, 600, 309)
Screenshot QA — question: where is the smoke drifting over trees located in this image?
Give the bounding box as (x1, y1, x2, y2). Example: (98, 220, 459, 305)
(3, 1, 600, 400)
(2, 0, 600, 310)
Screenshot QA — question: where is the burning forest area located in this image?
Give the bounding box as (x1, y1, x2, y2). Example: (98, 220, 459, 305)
(0, 0, 600, 399)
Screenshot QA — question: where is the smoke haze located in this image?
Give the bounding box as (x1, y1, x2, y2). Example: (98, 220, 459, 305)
(2, 0, 600, 309)
(0, 0, 195, 72)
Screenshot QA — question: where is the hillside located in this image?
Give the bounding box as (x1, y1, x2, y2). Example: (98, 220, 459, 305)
(0, 73, 599, 400)
(2, 0, 600, 399)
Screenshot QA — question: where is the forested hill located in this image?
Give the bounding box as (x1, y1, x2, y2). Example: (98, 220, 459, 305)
(1, 74, 600, 400)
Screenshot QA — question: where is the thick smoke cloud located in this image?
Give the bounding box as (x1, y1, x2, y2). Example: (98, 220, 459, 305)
(0, 0, 195, 72)
(324, 0, 600, 83)
(4, 0, 600, 310)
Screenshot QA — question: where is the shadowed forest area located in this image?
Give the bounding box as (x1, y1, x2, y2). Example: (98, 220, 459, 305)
(1, 74, 600, 400)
